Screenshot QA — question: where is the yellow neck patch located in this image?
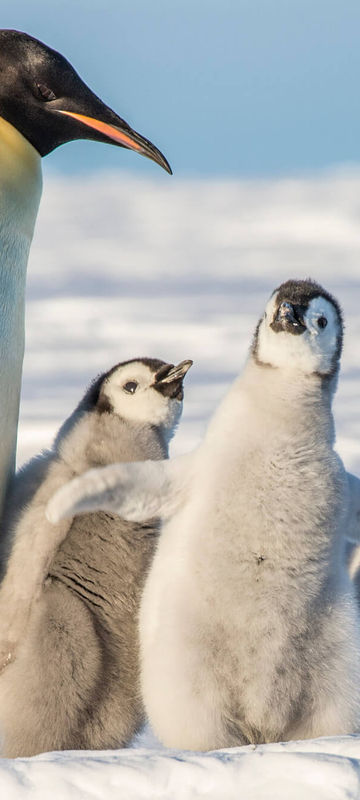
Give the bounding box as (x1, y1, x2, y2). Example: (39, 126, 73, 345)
(0, 115, 42, 238)
(0, 115, 40, 177)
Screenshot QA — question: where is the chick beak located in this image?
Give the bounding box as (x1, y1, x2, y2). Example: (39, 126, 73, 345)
(157, 360, 193, 383)
(54, 109, 172, 174)
(154, 360, 193, 399)
(271, 302, 307, 334)
(279, 302, 302, 326)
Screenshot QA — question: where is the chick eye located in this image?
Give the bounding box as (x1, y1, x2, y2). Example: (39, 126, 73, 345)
(123, 381, 138, 394)
(317, 316, 327, 329)
(36, 83, 56, 102)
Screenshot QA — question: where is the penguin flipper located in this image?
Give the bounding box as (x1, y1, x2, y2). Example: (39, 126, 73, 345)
(46, 455, 193, 525)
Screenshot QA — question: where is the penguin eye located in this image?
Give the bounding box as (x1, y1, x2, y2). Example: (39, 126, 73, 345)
(317, 316, 327, 329)
(123, 381, 138, 394)
(36, 83, 57, 102)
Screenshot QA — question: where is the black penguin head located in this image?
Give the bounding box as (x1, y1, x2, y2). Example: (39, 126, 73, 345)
(0, 29, 172, 172)
(252, 279, 343, 377)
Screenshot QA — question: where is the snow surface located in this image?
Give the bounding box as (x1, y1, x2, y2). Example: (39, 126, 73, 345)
(7, 169, 360, 797)
(2, 736, 360, 800)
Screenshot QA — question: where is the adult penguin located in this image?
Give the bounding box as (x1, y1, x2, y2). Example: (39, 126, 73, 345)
(0, 29, 171, 519)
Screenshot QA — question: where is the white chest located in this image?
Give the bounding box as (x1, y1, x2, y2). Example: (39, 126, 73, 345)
(0, 117, 42, 349)
(0, 117, 42, 510)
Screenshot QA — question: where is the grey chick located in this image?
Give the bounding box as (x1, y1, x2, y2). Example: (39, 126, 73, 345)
(0, 356, 192, 757)
(49, 280, 360, 750)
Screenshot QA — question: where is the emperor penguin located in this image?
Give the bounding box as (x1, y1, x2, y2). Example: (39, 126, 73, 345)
(0, 356, 191, 757)
(49, 279, 360, 749)
(0, 30, 171, 521)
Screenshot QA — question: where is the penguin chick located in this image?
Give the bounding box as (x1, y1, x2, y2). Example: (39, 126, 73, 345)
(50, 280, 360, 750)
(0, 357, 192, 757)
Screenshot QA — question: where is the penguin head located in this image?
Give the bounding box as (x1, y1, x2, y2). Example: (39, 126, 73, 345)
(0, 29, 171, 171)
(91, 357, 193, 438)
(253, 279, 343, 377)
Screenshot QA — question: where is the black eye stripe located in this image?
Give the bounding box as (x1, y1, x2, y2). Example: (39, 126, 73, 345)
(123, 381, 138, 394)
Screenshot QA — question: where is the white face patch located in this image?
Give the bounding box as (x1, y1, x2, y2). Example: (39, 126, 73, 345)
(100, 362, 182, 433)
(256, 293, 341, 375)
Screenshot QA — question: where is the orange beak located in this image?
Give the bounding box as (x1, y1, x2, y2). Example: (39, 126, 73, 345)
(55, 109, 172, 174)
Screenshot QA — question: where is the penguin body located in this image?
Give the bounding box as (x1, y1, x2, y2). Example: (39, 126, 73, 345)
(0, 29, 171, 522)
(50, 281, 360, 749)
(141, 282, 359, 749)
(0, 357, 191, 757)
(0, 118, 42, 512)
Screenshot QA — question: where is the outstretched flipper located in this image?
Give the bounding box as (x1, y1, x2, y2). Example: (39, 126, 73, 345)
(47, 454, 194, 525)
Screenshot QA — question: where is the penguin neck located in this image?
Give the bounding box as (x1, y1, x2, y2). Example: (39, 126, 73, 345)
(243, 357, 335, 439)
(0, 117, 42, 516)
(206, 356, 336, 451)
(58, 411, 169, 475)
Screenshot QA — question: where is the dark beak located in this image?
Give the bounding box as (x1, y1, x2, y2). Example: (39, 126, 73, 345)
(53, 108, 172, 174)
(156, 360, 193, 383)
(271, 302, 306, 335)
(154, 360, 193, 399)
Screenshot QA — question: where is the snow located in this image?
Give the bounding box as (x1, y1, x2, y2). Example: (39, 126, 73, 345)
(1, 736, 360, 799)
(7, 168, 360, 796)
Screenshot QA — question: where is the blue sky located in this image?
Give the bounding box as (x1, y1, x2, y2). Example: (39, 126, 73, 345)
(1, 0, 360, 177)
